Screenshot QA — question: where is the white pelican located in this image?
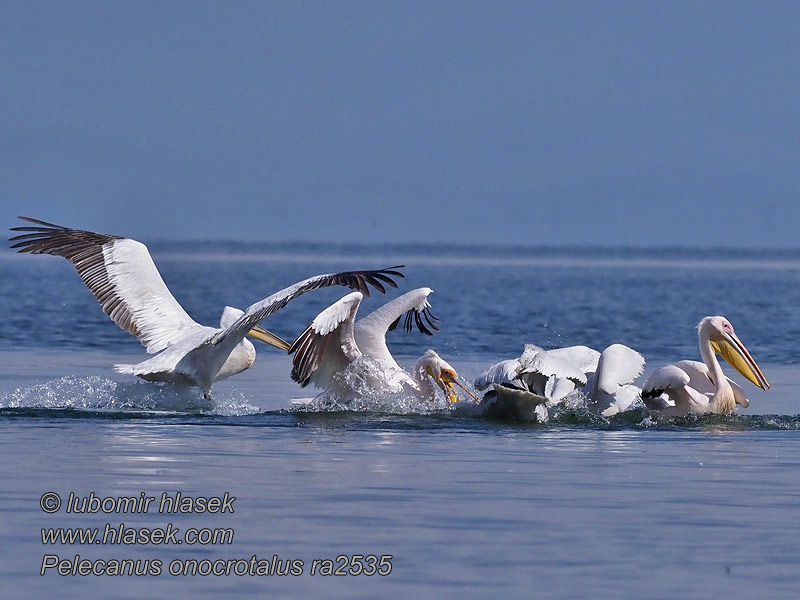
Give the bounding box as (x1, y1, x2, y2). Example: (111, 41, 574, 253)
(289, 289, 475, 403)
(9, 217, 403, 397)
(475, 343, 644, 419)
(641, 316, 769, 418)
(475, 344, 599, 402)
(478, 385, 550, 422)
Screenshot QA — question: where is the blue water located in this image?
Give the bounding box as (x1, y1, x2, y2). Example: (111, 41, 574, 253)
(1, 245, 800, 599)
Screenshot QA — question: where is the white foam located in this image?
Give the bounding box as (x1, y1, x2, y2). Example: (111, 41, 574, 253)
(287, 356, 479, 415)
(0, 376, 260, 416)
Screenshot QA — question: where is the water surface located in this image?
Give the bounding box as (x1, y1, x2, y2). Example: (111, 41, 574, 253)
(1, 246, 799, 599)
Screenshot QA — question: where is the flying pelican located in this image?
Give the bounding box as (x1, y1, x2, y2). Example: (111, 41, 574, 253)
(289, 289, 475, 403)
(475, 342, 644, 420)
(641, 316, 769, 418)
(9, 217, 403, 397)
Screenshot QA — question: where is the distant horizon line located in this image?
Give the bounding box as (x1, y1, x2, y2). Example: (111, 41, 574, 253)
(4, 237, 800, 256)
(139, 238, 800, 254)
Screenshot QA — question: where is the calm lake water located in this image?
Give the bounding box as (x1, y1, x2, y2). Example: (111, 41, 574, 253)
(1, 244, 799, 599)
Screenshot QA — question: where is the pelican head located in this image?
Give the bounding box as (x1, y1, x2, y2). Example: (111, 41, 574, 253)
(220, 306, 290, 351)
(698, 316, 769, 390)
(418, 350, 477, 404)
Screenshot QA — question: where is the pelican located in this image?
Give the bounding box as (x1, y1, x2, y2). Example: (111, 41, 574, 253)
(478, 385, 550, 422)
(641, 316, 769, 418)
(289, 289, 475, 403)
(475, 343, 644, 420)
(475, 344, 600, 402)
(9, 217, 403, 397)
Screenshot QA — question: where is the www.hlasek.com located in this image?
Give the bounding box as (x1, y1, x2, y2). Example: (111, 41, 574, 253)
(39, 491, 392, 577)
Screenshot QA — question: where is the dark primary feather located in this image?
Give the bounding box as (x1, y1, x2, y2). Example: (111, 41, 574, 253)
(11, 217, 405, 362)
(289, 324, 327, 387)
(640, 387, 663, 400)
(10, 217, 122, 255)
(207, 266, 404, 348)
(9, 217, 144, 338)
(388, 306, 440, 336)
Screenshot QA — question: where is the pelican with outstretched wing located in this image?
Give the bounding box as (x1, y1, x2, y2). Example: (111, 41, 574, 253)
(289, 288, 475, 403)
(641, 316, 769, 418)
(9, 217, 403, 397)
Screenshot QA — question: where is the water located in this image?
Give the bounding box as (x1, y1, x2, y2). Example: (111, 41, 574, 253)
(1, 244, 800, 599)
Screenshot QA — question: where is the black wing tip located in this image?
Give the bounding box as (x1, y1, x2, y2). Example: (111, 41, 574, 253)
(641, 388, 663, 400)
(380, 266, 405, 280)
(9, 217, 65, 245)
(16, 216, 64, 227)
(414, 311, 434, 336)
(10, 217, 66, 236)
(392, 305, 440, 337)
(338, 265, 405, 297)
(8, 218, 123, 253)
(289, 369, 310, 387)
(424, 307, 440, 322)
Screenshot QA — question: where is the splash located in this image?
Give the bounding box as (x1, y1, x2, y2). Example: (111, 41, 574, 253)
(290, 389, 456, 416)
(288, 356, 469, 416)
(0, 376, 260, 416)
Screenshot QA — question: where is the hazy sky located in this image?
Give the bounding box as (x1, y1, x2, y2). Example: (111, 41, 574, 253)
(2, 1, 798, 247)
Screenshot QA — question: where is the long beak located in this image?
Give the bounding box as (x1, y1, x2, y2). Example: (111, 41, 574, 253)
(247, 325, 291, 351)
(439, 369, 480, 404)
(438, 379, 460, 404)
(712, 332, 770, 390)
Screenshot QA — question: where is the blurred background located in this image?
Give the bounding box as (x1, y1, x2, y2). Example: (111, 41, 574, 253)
(1, 1, 798, 248)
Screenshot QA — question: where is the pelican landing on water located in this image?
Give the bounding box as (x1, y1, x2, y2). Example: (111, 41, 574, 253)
(289, 288, 476, 404)
(9, 217, 404, 398)
(641, 316, 769, 418)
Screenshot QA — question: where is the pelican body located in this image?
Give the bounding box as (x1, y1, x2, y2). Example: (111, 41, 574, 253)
(289, 289, 474, 403)
(475, 344, 599, 402)
(10, 217, 403, 397)
(475, 343, 645, 418)
(641, 316, 769, 418)
(479, 384, 550, 423)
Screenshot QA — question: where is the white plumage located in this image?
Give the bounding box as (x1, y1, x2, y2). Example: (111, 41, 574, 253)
(642, 316, 769, 418)
(475, 344, 599, 401)
(584, 343, 646, 416)
(10, 217, 403, 397)
(290, 288, 472, 403)
(476, 342, 644, 418)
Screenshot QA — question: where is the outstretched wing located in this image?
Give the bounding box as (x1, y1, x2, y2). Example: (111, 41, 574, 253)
(289, 292, 364, 388)
(383, 288, 440, 336)
(9, 217, 203, 353)
(202, 266, 403, 358)
(354, 287, 438, 370)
